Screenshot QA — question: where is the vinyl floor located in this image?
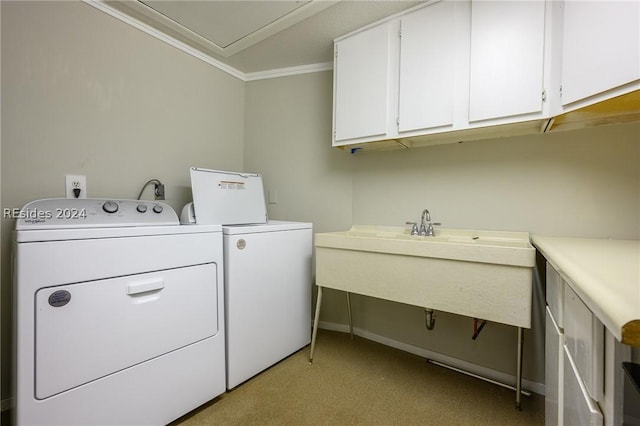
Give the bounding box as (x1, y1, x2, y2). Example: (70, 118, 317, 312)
(172, 329, 544, 426)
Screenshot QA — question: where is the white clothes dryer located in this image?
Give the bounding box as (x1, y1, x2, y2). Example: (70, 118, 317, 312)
(13, 198, 225, 426)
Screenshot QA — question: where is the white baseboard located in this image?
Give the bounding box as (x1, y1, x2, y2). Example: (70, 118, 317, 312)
(318, 321, 545, 396)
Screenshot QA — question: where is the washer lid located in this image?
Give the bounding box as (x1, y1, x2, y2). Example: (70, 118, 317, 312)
(190, 168, 268, 225)
(15, 198, 179, 230)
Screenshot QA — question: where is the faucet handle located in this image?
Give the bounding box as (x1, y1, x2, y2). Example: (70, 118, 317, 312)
(426, 222, 442, 236)
(405, 221, 419, 236)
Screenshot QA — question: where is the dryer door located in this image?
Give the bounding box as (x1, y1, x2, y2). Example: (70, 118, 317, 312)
(35, 263, 218, 399)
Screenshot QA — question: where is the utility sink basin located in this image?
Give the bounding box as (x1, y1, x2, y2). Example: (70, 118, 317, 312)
(314, 225, 535, 328)
(319, 225, 534, 267)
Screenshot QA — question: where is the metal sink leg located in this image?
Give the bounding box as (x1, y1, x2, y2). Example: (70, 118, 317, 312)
(516, 327, 524, 410)
(309, 286, 323, 363)
(346, 292, 354, 340)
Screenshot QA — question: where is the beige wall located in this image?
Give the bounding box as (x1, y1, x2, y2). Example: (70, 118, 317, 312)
(351, 124, 640, 239)
(244, 72, 353, 232)
(1, 1, 245, 400)
(244, 70, 640, 386)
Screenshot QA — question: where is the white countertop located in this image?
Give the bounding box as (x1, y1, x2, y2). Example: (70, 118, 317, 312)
(532, 235, 640, 346)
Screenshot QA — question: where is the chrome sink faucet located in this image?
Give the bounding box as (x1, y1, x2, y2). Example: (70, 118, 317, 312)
(407, 209, 440, 236)
(419, 209, 431, 236)
(420, 209, 441, 236)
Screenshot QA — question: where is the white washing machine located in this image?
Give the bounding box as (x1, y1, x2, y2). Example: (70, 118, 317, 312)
(12, 198, 226, 426)
(189, 168, 312, 389)
(223, 221, 312, 389)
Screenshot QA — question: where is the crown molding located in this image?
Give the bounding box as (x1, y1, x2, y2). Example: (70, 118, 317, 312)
(245, 62, 333, 81)
(85, 1, 246, 80)
(85, 1, 333, 82)
(103, 1, 337, 59)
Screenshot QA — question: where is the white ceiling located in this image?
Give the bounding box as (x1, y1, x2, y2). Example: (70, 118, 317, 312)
(106, 0, 424, 73)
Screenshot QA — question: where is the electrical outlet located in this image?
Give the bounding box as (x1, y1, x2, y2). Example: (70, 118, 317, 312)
(65, 175, 87, 199)
(154, 183, 165, 200)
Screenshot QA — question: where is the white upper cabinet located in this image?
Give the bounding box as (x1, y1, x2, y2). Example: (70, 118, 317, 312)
(561, 0, 640, 108)
(333, 22, 393, 144)
(468, 0, 547, 122)
(332, 1, 465, 146)
(397, 1, 457, 133)
(331, 0, 639, 149)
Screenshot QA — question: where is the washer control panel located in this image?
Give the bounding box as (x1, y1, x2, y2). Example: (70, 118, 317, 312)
(15, 198, 180, 230)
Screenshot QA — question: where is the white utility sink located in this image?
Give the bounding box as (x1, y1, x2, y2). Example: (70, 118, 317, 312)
(318, 225, 534, 267)
(314, 225, 535, 328)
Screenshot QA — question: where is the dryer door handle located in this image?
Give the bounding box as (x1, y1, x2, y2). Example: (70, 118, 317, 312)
(127, 278, 165, 296)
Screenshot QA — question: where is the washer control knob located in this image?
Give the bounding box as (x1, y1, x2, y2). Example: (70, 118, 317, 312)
(152, 204, 163, 214)
(136, 204, 148, 213)
(102, 201, 119, 214)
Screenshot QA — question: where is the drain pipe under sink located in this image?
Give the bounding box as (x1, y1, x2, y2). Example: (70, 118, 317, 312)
(422, 315, 532, 404)
(424, 309, 436, 330)
(472, 318, 488, 340)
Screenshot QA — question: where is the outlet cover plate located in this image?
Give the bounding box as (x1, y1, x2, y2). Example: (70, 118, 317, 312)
(65, 175, 87, 199)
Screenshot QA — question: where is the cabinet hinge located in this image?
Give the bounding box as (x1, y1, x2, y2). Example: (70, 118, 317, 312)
(542, 90, 547, 102)
(559, 85, 563, 99)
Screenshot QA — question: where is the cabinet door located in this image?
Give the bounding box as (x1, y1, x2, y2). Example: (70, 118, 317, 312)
(398, 1, 456, 133)
(546, 307, 564, 426)
(564, 284, 604, 401)
(333, 23, 392, 144)
(468, 0, 546, 122)
(561, 1, 640, 106)
(564, 347, 604, 426)
(546, 262, 565, 328)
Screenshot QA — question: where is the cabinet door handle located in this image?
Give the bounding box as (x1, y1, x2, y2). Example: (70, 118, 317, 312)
(127, 278, 164, 296)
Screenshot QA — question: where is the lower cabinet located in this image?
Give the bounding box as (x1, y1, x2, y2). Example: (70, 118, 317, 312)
(545, 261, 628, 425)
